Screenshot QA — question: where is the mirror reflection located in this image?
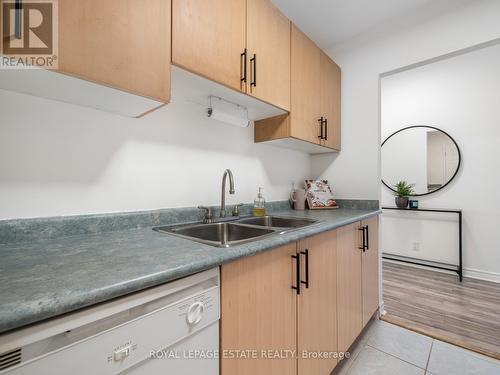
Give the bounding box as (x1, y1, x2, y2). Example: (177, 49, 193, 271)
(381, 126, 460, 195)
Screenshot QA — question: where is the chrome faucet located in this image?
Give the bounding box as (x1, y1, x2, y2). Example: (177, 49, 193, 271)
(220, 169, 235, 218)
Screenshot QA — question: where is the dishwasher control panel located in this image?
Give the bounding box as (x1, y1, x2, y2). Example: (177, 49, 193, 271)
(177, 291, 216, 325)
(2, 268, 220, 375)
(107, 341, 138, 363)
(102, 287, 219, 372)
(113, 345, 131, 362)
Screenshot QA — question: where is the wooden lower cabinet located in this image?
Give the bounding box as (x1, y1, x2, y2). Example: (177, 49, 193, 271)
(297, 231, 338, 375)
(220, 217, 379, 374)
(361, 216, 380, 326)
(336, 222, 363, 353)
(220, 243, 297, 375)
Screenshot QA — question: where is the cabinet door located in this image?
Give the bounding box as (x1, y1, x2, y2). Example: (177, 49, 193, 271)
(320, 51, 341, 150)
(362, 216, 380, 326)
(59, 0, 171, 103)
(290, 24, 322, 144)
(297, 231, 339, 375)
(337, 222, 363, 353)
(172, 0, 246, 92)
(247, 0, 290, 110)
(220, 244, 297, 375)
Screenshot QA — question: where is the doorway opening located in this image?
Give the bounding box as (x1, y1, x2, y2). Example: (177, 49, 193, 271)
(379, 41, 500, 360)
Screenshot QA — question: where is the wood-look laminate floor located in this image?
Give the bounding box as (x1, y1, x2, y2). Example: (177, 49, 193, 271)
(381, 261, 500, 360)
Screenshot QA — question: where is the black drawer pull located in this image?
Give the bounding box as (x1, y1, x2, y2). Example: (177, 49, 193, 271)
(291, 253, 301, 294)
(365, 225, 369, 250)
(324, 118, 328, 141)
(359, 226, 366, 251)
(300, 249, 309, 288)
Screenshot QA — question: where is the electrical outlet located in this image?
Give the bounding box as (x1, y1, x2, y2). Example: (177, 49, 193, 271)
(412, 242, 420, 252)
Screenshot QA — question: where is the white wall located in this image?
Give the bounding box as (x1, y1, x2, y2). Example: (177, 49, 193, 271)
(381, 42, 500, 281)
(309, 0, 500, 282)
(312, 0, 500, 200)
(382, 212, 460, 266)
(0, 91, 310, 219)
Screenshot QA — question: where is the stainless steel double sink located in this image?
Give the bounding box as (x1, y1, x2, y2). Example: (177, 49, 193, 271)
(153, 215, 318, 248)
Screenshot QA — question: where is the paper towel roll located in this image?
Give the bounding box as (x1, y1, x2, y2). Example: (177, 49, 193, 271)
(207, 107, 252, 128)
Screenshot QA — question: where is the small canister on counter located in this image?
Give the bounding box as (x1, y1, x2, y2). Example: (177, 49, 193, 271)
(290, 189, 306, 210)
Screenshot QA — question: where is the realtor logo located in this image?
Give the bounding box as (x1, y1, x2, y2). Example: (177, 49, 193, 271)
(1, 0, 58, 68)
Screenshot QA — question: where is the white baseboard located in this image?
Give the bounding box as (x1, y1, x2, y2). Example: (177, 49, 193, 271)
(463, 268, 500, 283)
(379, 302, 386, 316)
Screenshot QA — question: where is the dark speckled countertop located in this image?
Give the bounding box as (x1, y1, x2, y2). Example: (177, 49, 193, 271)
(0, 206, 380, 334)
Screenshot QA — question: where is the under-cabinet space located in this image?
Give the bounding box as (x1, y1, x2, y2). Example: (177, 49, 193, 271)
(0, 0, 171, 117)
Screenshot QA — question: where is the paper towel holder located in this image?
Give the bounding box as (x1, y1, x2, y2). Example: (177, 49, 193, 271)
(207, 95, 253, 128)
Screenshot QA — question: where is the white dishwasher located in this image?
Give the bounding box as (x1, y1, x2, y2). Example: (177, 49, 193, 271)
(0, 268, 220, 375)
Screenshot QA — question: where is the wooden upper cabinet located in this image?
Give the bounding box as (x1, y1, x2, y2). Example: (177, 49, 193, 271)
(172, 0, 246, 92)
(320, 51, 342, 150)
(336, 222, 363, 353)
(297, 231, 339, 375)
(58, 0, 171, 103)
(246, 0, 291, 110)
(220, 243, 297, 375)
(254, 24, 342, 154)
(290, 24, 322, 144)
(362, 216, 380, 326)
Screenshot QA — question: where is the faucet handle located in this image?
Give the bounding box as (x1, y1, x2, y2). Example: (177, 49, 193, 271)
(232, 203, 244, 217)
(198, 206, 213, 224)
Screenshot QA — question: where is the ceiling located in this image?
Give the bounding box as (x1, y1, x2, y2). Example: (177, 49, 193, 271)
(272, 0, 471, 49)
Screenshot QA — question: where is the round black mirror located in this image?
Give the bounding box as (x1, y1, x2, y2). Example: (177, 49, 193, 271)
(381, 126, 461, 196)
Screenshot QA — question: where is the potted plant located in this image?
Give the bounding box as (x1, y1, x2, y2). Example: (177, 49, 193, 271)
(394, 181, 415, 208)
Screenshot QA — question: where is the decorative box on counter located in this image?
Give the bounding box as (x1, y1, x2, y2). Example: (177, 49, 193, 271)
(305, 180, 339, 209)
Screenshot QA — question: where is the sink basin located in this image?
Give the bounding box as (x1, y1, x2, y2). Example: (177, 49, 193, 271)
(237, 215, 317, 229)
(154, 215, 318, 248)
(154, 222, 276, 248)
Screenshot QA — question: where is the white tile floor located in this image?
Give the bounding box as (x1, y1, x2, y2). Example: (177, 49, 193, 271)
(333, 320, 500, 375)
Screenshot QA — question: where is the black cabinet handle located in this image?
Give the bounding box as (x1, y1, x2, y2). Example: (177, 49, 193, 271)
(318, 117, 324, 139)
(365, 225, 369, 250)
(250, 54, 257, 87)
(240, 49, 247, 84)
(300, 249, 309, 288)
(324, 118, 328, 141)
(291, 253, 301, 294)
(318, 118, 327, 140)
(359, 226, 366, 251)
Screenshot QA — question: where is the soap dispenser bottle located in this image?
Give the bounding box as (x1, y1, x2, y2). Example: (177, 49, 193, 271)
(253, 187, 266, 217)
